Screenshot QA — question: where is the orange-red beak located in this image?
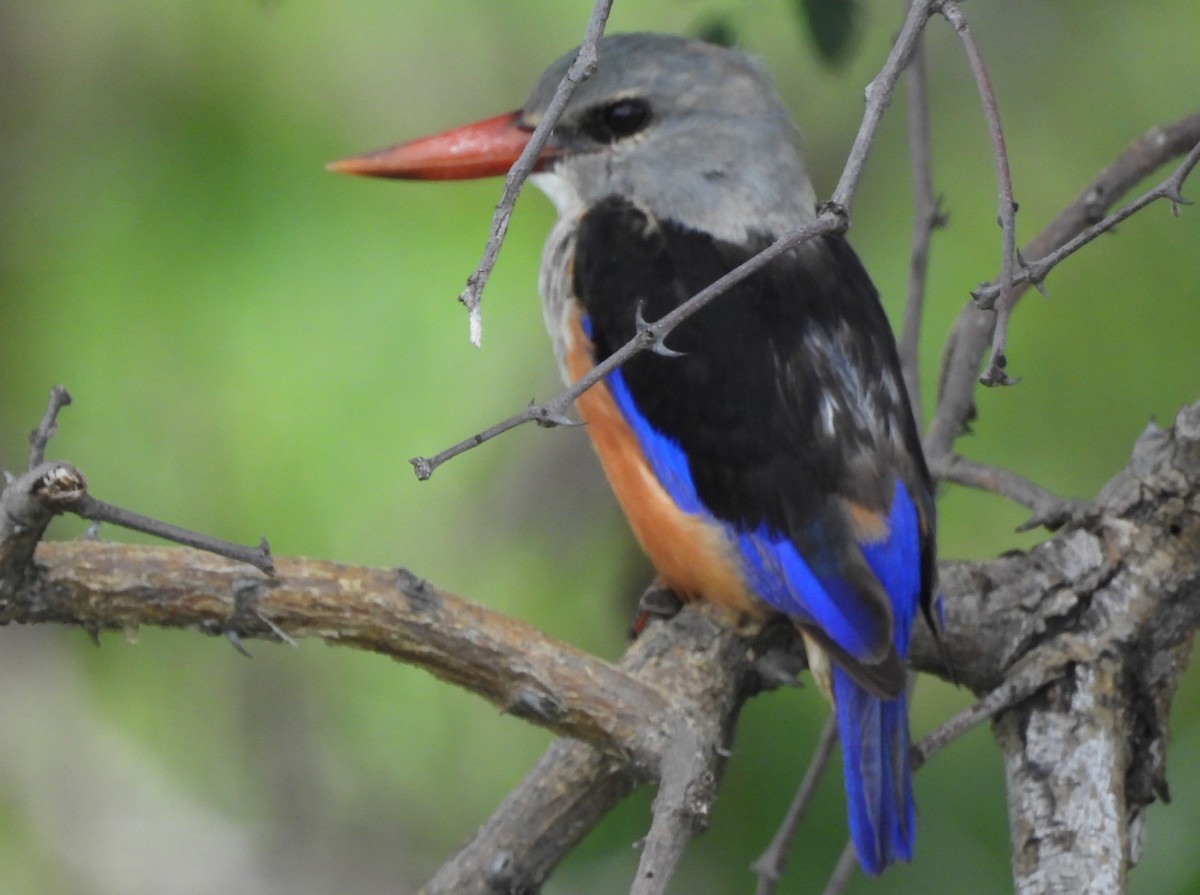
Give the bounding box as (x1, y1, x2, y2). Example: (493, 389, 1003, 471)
(327, 110, 556, 181)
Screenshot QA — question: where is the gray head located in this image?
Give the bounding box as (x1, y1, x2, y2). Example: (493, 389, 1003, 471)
(523, 33, 818, 242)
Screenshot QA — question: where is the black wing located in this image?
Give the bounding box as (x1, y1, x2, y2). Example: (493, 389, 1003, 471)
(572, 195, 936, 694)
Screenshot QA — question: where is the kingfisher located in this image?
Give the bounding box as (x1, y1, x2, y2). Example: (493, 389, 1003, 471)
(329, 32, 937, 875)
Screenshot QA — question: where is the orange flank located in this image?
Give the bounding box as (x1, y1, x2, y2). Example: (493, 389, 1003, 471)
(565, 310, 758, 616)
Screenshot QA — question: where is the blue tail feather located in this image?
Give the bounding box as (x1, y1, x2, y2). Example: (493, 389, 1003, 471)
(833, 666, 913, 875)
(833, 480, 919, 873)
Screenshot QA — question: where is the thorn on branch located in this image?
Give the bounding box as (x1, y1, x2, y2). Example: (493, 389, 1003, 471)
(225, 629, 253, 657)
(815, 200, 851, 231)
(635, 302, 686, 358)
(533, 403, 580, 429)
(1016, 250, 1049, 297)
(931, 195, 950, 229)
(979, 351, 1018, 387)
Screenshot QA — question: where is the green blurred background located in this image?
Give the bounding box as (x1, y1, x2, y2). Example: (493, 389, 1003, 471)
(1, 2, 1198, 893)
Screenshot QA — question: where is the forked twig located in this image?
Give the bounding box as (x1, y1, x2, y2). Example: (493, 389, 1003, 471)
(5, 388, 273, 573)
(971, 138, 1200, 307)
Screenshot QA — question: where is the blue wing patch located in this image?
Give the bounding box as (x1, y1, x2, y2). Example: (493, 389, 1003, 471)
(603, 351, 918, 663)
(599, 340, 918, 873)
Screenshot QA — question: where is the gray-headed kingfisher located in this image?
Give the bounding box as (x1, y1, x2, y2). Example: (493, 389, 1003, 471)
(329, 32, 937, 875)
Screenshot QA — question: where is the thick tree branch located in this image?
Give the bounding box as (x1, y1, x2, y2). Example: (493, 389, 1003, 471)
(0, 541, 679, 769)
(6, 398, 1197, 893)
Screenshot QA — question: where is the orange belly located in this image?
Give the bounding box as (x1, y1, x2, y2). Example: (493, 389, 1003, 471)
(564, 309, 756, 615)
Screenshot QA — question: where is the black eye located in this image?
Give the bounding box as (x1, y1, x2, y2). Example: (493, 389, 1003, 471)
(585, 98, 652, 143)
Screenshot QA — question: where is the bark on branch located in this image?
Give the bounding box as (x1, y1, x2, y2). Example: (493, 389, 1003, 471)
(2, 400, 1198, 893)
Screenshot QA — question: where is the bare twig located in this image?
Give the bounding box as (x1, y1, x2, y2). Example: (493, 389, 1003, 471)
(828, 0, 937, 211)
(927, 110, 1200, 462)
(930, 453, 1095, 531)
(69, 495, 274, 573)
(418, 0, 945, 480)
(911, 669, 1054, 770)
(457, 0, 613, 346)
(26, 385, 72, 469)
(412, 215, 845, 479)
(818, 842, 859, 895)
(898, 25, 942, 420)
(751, 714, 839, 895)
(937, 1, 1019, 387)
(971, 138, 1200, 306)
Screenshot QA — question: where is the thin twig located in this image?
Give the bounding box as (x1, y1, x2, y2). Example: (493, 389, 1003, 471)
(751, 714, 839, 895)
(898, 24, 941, 421)
(456, 0, 613, 346)
(926, 110, 1200, 463)
(937, 2, 1019, 387)
(412, 215, 844, 479)
(27, 385, 72, 469)
(818, 842, 859, 895)
(971, 139, 1200, 306)
(69, 494, 274, 573)
(911, 671, 1053, 770)
(829, 0, 937, 212)
(418, 0, 944, 480)
(930, 453, 1094, 532)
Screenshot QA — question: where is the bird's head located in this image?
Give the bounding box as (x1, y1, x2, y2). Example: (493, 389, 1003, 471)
(329, 33, 818, 242)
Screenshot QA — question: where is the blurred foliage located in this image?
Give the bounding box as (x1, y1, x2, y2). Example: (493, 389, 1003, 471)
(1, 2, 1198, 894)
(795, 0, 862, 67)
